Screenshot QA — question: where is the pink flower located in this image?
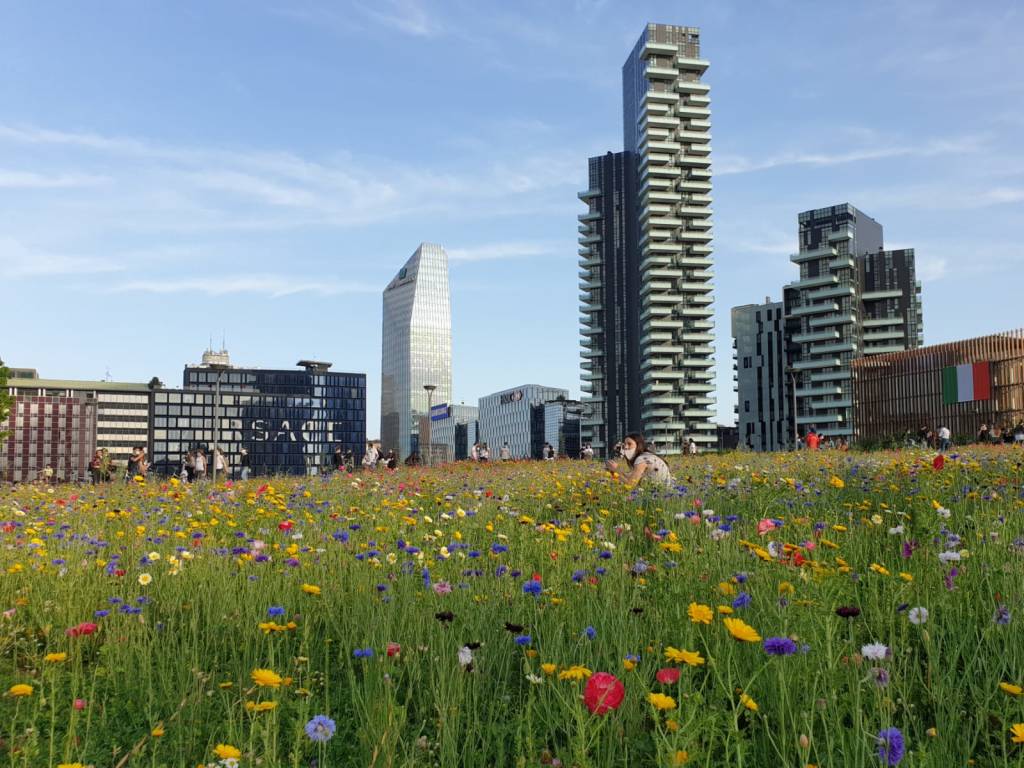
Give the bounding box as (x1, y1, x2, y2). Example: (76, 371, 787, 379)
(757, 519, 777, 536)
(433, 581, 452, 596)
(73, 698, 87, 710)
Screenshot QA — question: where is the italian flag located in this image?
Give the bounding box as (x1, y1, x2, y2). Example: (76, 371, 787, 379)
(942, 362, 991, 404)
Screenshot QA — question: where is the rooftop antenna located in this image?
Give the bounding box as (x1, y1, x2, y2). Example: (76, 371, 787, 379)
(221, 331, 226, 353)
(104, 367, 111, 382)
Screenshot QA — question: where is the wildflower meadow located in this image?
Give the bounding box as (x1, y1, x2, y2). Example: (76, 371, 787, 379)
(1, 448, 1023, 767)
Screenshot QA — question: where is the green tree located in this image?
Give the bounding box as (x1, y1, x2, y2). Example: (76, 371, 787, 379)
(0, 359, 11, 444)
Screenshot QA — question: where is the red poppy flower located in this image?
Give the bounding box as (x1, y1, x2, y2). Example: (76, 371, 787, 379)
(583, 672, 625, 715)
(66, 622, 98, 638)
(933, 455, 945, 470)
(278, 520, 294, 531)
(386, 642, 401, 657)
(656, 667, 681, 685)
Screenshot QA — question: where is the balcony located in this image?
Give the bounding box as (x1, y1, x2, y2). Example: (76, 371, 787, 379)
(675, 79, 710, 93)
(810, 398, 852, 410)
(788, 302, 839, 317)
(644, 89, 677, 104)
(676, 56, 710, 72)
(828, 256, 855, 271)
(677, 229, 713, 241)
(676, 129, 711, 143)
(862, 289, 904, 301)
(809, 341, 857, 355)
(676, 105, 711, 119)
(579, 234, 601, 245)
(644, 40, 679, 56)
(863, 315, 903, 328)
(863, 329, 905, 341)
(578, 211, 601, 222)
(577, 188, 601, 200)
(788, 274, 838, 290)
(828, 228, 854, 241)
(863, 344, 908, 355)
(808, 312, 857, 328)
(807, 284, 856, 301)
(677, 179, 712, 191)
(790, 246, 838, 264)
(792, 330, 839, 344)
(792, 358, 842, 370)
(646, 65, 678, 80)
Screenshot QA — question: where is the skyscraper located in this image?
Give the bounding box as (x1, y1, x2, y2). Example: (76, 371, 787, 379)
(579, 23, 715, 455)
(731, 299, 792, 451)
(578, 151, 640, 456)
(380, 243, 452, 460)
(784, 204, 922, 439)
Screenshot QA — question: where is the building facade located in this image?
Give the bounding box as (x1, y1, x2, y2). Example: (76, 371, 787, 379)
(430, 404, 479, 462)
(5, 374, 152, 468)
(0, 393, 96, 482)
(580, 23, 716, 456)
(853, 330, 1024, 444)
(148, 355, 365, 477)
(543, 399, 584, 457)
(784, 204, 922, 439)
(731, 299, 792, 451)
(478, 385, 569, 459)
(579, 151, 640, 457)
(381, 243, 452, 461)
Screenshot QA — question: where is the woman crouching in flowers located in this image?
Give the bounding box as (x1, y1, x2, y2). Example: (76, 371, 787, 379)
(604, 433, 674, 488)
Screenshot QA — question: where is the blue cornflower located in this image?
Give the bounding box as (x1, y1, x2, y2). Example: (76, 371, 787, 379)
(732, 592, 753, 610)
(584, 626, 597, 640)
(763, 637, 798, 656)
(876, 727, 905, 766)
(514, 634, 531, 646)
(994, 604, 1012, 625)
(353, 647, 374, 658)
(491, 543, 508, 554)
(305, 714, 336, 743)
(94, 609, 110, 618)
(267, 605, 286, 617)
(572, 570, 586, 583)
(522, 580, 542, 596)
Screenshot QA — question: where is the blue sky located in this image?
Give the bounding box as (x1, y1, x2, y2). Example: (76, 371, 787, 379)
(2, 0, 1022, 433)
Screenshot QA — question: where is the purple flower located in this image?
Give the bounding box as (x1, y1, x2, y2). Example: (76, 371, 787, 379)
(994, 604, 1012, 625)
(513, 634, 531, 646)
(763, 637, 798, 656)
(583, 626, 597, 640)
(871, 667, 890, 687)
(305, 714, 336, 742)
(522, 580, 542, 596)
(731, 592, 752, 610)
(876, 727, 905, 766)
(267, 605, 286, 617)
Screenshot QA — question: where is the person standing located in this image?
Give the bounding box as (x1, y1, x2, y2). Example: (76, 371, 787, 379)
(194, 448, 207, 481)
(239, 448, 251, 480)
(499, 442, 511, 461)
(977, 423, 989, 444)
(806, 429, 821, 451)
(687, 438, 697, 456)
(937, 425, 951, 452)
(213, 447, 226, 480)
(332, 447, 344, 472)
(581, 443, 594, 460)
(362, 442, 379, 470)
(479, 444, 490, 462)
(471, 443, 481, 461)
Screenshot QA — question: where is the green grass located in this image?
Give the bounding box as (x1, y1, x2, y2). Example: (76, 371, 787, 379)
(1, 447, 1023, 766)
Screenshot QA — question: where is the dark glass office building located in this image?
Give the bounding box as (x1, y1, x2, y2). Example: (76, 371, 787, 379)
(148, 354, 365, 477)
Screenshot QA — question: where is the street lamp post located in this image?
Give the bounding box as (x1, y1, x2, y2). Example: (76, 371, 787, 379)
(423, 384, 436, 467)
(209, 365, 230, 483)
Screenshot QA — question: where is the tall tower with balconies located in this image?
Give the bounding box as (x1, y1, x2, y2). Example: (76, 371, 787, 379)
(783, 204, 922, 440)
(579, 23, 715, 456)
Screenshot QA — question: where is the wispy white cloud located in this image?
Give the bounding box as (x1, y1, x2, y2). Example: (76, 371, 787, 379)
(0, 169, 107, 189)
(362, 0, 442, 37)
(0, 237, 123, 278)
(447, 240, 570, 262)
(110, 275, 378, 298)
(716, 134, 988, 175)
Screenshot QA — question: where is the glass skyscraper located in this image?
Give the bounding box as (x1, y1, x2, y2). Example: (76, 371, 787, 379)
(380, 243, 452, 460)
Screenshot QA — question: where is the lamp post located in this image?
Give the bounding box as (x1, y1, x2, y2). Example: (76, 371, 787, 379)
(208, 364, 230, 483)
(423, 384, 436, 467)
(787, 367, 799, 449)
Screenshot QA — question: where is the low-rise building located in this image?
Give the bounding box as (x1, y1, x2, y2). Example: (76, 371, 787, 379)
(852, 329, 1024, 444)
(1, 392, 96, 482)
(478, 385, 569, 459)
